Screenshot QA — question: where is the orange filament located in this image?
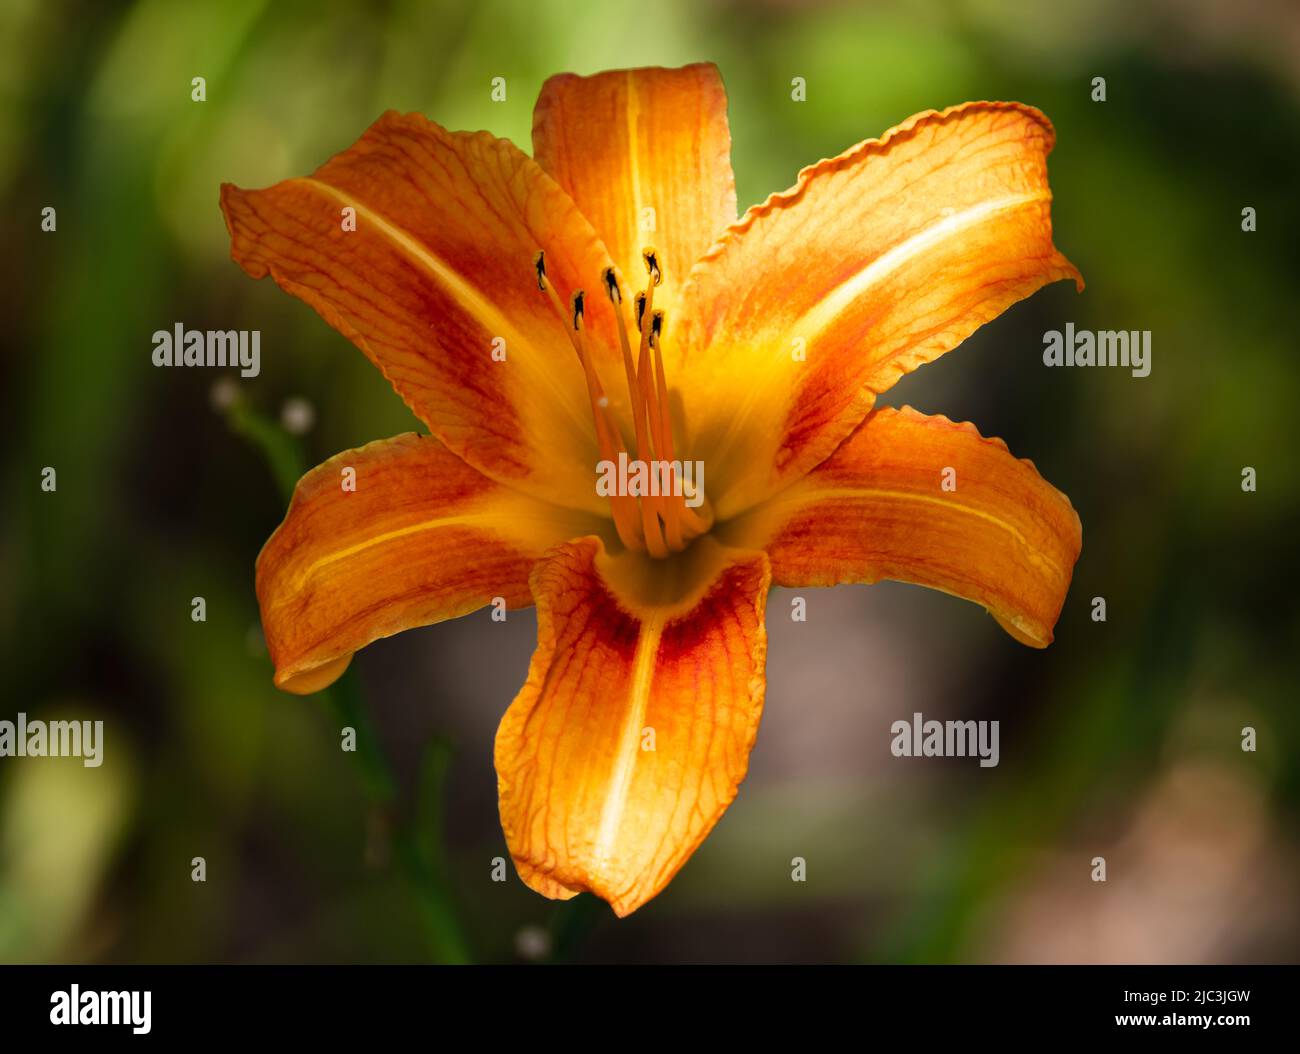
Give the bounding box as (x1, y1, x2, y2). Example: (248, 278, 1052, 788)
(534, 248, 713, 557)
(603, 266, 669, 558)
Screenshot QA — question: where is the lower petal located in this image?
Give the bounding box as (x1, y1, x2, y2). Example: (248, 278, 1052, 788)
(726, 407, 1081, 647)
(257, 433, 604, 693)
(495, 536, 771, 916)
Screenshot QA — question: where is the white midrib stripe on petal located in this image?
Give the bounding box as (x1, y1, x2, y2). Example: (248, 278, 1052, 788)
(623, 71, 644, 277)
(292, 512, 509, 588)
(705, 191, 1053, 503)
(299, 178, 592, 440)
(592, 615, 664, 882)
(797, 190, 1053, 344)
(773, 484, 1064, 578)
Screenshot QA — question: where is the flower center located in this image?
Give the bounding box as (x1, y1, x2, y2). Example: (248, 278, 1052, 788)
(534, 247, 712, 558)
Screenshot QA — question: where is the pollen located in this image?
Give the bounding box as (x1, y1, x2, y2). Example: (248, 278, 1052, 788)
(533, 248, 712, 557)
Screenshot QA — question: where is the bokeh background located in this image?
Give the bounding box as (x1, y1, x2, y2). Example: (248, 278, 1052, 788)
(3, 0, 1298, 964)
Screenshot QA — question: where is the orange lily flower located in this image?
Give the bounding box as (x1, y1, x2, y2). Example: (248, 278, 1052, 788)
(221, 63, 1083, 916)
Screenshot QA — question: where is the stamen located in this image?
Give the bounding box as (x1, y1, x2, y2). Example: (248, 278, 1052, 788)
(603, 268, 648, 459)
(633, 251, 677, 543)
(531, 248, 712, 557)
(644, 308, 685, 549)
(648, 308, 670, 452)
(534, 252, 644, 551)
(602, 266, 621, 305)
(642, 248, 661, 286)
(571, 296, 646, 553)
(604, 267, 669, 557)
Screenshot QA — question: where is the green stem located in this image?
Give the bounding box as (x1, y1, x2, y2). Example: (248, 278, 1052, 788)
(225, 400, 307, 501)
(326, 665, 396, 803)
(326, 672, 471, 964)
(225, 397, 470, 962)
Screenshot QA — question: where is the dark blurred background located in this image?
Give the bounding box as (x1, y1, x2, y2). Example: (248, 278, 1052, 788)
(3, 0, 1298, 963)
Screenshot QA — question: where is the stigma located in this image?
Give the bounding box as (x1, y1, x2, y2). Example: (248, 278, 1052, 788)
(534, 247, 712, 557)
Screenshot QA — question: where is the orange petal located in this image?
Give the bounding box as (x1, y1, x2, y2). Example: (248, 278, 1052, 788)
(672, 101, 1082, 519)
(532, 63, 737, 315)
(495, 536, 770, 915)
(221, 112, 626, 514)
(727, 407, 1081, 647)
(257, 433, 605, 694)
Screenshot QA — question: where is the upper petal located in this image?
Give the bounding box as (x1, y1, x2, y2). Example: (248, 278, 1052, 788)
(495, 536, 770, 916)
(672, 101, 1082, 519)
(726, 407, 1081, 647)
(532, 63, 737, 316)
(258, 432, 605, 694)
(222, 111, 626, 514)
